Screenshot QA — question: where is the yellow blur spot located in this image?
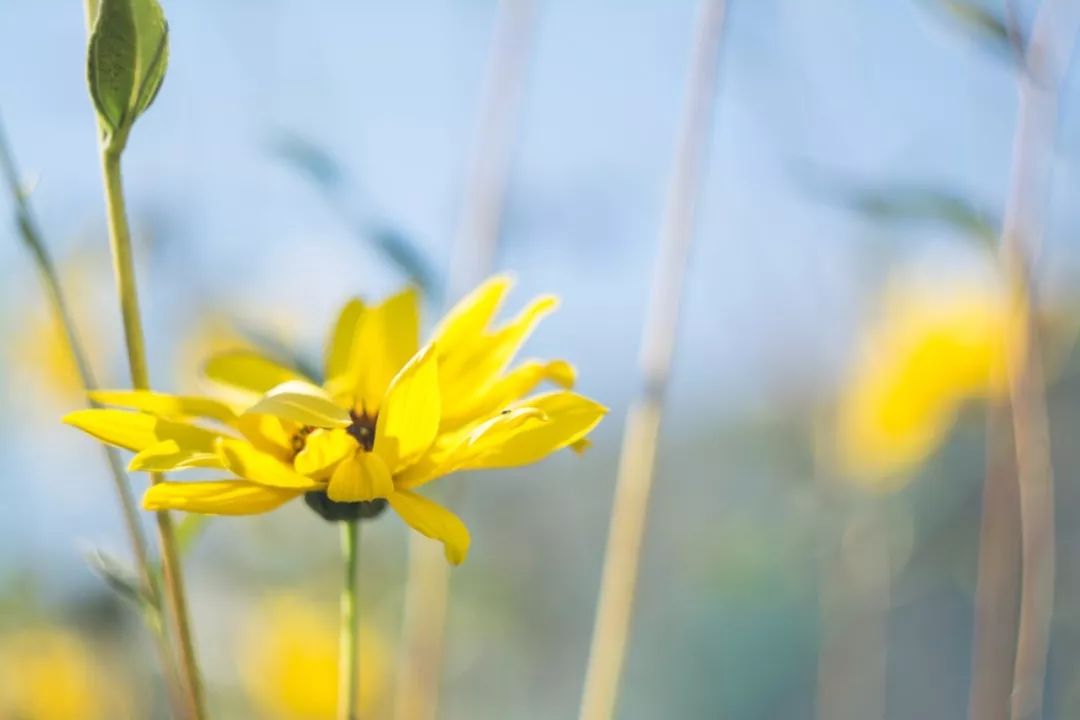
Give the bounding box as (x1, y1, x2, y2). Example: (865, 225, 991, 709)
(0, 627, 133, 719)
(836, 270, 1019, 486)
(240, 596, 387, 719)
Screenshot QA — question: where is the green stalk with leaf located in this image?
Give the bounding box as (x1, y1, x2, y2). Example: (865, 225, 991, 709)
(82, 0, 206, 717)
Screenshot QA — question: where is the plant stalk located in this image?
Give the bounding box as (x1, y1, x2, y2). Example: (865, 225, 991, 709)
(994, 2, 1080, 717)
(99, 144, 206, 720)
(968, 404, 1020, 720)
(0, 116, 183, 716)
(339, 520, 362, 720)
(393, 2, 536, 718)
(578, 2, 727, 718)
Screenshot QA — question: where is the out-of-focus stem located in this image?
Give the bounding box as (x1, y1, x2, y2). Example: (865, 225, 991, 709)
(969, 404, 1021, 720)
(993, 2, 1080, 718)
(393, 2, 536, 719)
(338, 520, 361, 720)
(0, 117, 183, 715)
(816, 503, 890, 720)
(578, 2, 728, 718)
(99, 143, 206, 720)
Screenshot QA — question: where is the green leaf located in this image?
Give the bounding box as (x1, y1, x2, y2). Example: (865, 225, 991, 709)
(174, 513, 210, 556)
(86, 0, 169, 139)
(84, 548, 152, 607)
(919, 0, 1018, 62)
(797, 165, 999, 246)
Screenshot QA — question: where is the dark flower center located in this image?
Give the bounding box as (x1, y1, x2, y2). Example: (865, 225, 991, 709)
(346, 411, 377, 452)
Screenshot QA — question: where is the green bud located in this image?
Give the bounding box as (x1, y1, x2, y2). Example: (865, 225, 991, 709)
(86, 0, 169, 144)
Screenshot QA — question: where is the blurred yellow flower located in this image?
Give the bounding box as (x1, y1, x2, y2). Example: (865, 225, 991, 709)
(65, 276, 606, 564)
(836, 270, 1020, 485)
(0, 627, 134, 719)
(241, 597, 386, 719)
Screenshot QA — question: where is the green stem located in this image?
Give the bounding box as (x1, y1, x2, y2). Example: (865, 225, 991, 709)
(0, 117, 183, 713)
(339, 520, 361, 720)
(99, 143, 207, 720)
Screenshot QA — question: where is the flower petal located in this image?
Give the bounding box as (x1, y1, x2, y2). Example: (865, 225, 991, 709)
(346, 287, 420, 413)
(130, 440, 226, 472)
(395, 391, 605, 489)
(327, 452, 394, 502)
(89, 390, 238, 424)
(63, 409, 222, 454)
(294, 428, 358, 478)
(461, 391, 606, 469)
(143, 481, 300, 515)
(243, 381, 352, 428)
(373, 344, 440, 471)
(388, 490, 471, 565)
(324, 298, 366, 384)
(439, 296, 559, 418)
(440, 359, 575, 430)
(217, 438, 321, 489)
(204, 350, 305, 395)
(430, 274, 513, 354)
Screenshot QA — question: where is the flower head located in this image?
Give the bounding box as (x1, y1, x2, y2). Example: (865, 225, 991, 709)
(240, 596, 387, 718)
(835, 268, 1019, 485)
(65, 276, 606, 563)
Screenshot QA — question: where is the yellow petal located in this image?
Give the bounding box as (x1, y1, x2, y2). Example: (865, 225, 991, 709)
(233, 413, 296, 462)
(387, 490, 471, 565)
(143, 481, 300, 515)
(324, 298, 366, 384)
(345, 287, 420, 413)
(294, 428, 358, 478)
(462, 391, 605, 469)
(243, 381, 352, 428)
(204, 350, 305, 395)
(89, 390, 238, 424)
(373, 344, 440, 471)
(327, 452, 394, 502)
(63, 409, 222, 454)
(430, 274, 513, 354)
(398, 392, 605, 489)
(130, 440, 226, 472)
(439, 296, 559, 417)
(217, 438, 321, 489)
(440, 359, 576, 430)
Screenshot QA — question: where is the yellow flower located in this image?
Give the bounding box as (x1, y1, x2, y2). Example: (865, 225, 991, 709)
(0, 627, 134, 719)
(240, 596, 386, 719)
(835, 269, 1019, 485)
(64, 276, 606, 564)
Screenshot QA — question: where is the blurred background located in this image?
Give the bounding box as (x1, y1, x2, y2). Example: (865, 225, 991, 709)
(3, 0, 1080, 717)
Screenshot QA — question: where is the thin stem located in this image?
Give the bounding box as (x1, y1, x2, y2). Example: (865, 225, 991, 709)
(394, 2, 536, 718)
(994, 2, 1080, 718)
(338, 520, 361, 720)
(578, 2, 727, 718)
(98, 145, 206, 720)
(968, 405, 1020, 720)
(0, 117, 183, 714)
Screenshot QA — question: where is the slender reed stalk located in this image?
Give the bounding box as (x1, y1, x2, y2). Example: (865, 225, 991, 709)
(0, 117, 184, 715)
(968, 404, 1020, 720)
(993, 2, 1080, 717)
(393, 2, 536, 718)
(578, 2, 728, 718)
(339, 520, 362, 720)
(97, 142, 206, 719)
(816, 502, 890, 720)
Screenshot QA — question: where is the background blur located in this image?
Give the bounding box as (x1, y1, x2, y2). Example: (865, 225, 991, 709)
(3, 0, 1080, 718)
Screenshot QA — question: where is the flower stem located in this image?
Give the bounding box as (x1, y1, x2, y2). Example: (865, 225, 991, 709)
(98, 144, 206, 720)
(339, 519, 362, 720)
(0, 116, 184, 716)
(394, 2, 536, 717)
(992, 2, 1080, 717)
(578, 2, 727, 718)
